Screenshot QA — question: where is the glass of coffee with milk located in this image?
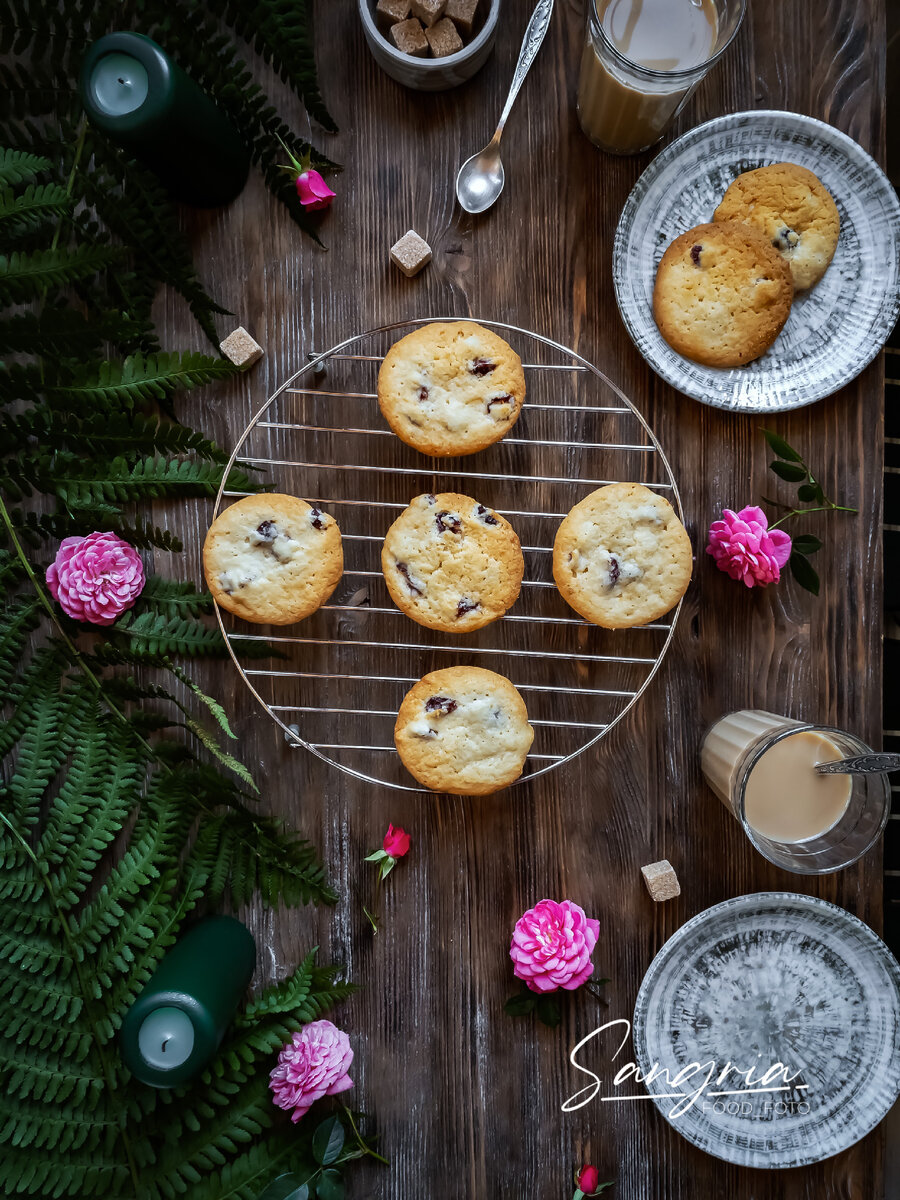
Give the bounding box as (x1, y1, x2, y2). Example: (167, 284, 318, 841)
(701, 710, 891, 874)
(576, 0, 746, 154)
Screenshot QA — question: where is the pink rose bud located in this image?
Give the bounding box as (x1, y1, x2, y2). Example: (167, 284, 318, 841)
(296, 169, 335, 210)
(46, 531, 145, 626)
(706, 505, 792, 588)
(577, 1165, 600, 1194)
(382, 824, 410, 858)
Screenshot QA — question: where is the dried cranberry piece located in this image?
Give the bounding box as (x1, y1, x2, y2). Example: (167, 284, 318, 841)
(690, 244, 702, 266)
(396, 561, 423, 596)
(426, 493, 437, 505)
(425, 695, 457, 716)
(486, 393, 514, 414)
(475, 504, 499, 526)
(772, 226, 799, 251)
(608, 556, 620, 586)
(417, 385, 429, 402)
(456, 598, 478, 618)
(435, 510, 462, 534)
(469, 357, 496, 376)
(309, 507, 325, 530)
(255, 520, 277, 540)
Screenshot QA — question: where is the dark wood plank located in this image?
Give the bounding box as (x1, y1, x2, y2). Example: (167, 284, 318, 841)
(154, 1, 890, 1194)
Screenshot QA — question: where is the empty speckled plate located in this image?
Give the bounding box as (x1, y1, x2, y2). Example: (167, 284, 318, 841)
(632, 893, 900, 1168)
(613, 111, 900, 411)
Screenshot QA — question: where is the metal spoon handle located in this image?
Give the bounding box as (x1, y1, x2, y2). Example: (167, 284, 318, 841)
(495, 0, 555, 136)
(815, 753, 900, 775)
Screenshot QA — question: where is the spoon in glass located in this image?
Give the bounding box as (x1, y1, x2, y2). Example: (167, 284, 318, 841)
(815, 752, 900, 775)
(455, 0, 555, 215)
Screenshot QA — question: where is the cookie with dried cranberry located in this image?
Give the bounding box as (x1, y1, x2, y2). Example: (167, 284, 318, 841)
(203, 494, 342, 625)
(382, 492, 523, 632)
(653, 221, 793, 367)
(714, 162, 840, 292)
(552, 482, 692, 629)
(377, 321, 526, 457)
(394, 666, 534, 794)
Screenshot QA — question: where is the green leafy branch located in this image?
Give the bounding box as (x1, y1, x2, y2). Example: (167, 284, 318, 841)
(762, 429, 858, 596)
(504, 978, 610, 1030)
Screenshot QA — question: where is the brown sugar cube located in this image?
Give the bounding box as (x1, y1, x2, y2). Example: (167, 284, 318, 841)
(390, 229, 432, 277)
(219, 326, 263, 369)
(411, 0, 446, 28)
(375, 0, 411, 30)
(445, 0, 480, 38)
(640, 860, 681, 902)
(390, 17, 429, 56)
(426, 16, 463, 57)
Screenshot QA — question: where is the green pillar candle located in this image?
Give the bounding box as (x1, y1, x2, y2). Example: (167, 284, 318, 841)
(120, 916, 256, 1088)
(79, 32, 250, 207)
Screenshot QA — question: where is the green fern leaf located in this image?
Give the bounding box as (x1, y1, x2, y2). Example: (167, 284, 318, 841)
(0, 181, 71, 226)
(0, 245, 122, 304)
(50, 351, 238, 406)
(0, 148, 50, 184)
(136, 577, 214, 619)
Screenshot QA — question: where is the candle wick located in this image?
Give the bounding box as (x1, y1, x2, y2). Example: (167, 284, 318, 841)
(161, 1037, 170, 1053)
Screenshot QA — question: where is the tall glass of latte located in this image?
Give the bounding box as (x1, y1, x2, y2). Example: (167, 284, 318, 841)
(576, 0, 746, 155)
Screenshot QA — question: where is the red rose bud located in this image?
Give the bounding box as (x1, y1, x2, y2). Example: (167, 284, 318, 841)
(296, 169, 335, 210)
(577, 1165, 600, 1195)
(382, 824, 410, 858)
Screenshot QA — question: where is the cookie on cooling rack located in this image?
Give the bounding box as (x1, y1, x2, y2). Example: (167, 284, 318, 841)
(377, 321, 526, 457)
(394, 666, 534, 795)
(653, 220, 793, 367)
(713, 162, 840, 292)
(203, 494, 342, 625)
(381, 492, 523, 632)
(552, 482, 692, 629)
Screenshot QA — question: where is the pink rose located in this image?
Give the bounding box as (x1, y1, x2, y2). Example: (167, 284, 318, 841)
(295, 169, 335, 211)
(268, 1019, 354, 1124)
(706, 505, 792, 588)
(510, 899, 600, 994)
(382, 824, 410, 858)
(577, 1165, 601, 1195)
(46, 531, 145, 625)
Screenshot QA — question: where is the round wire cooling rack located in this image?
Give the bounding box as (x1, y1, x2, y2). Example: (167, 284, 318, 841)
(212, 317, 684, 793)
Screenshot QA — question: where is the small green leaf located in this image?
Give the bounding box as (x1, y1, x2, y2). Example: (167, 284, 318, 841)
(504, 991, 537, 1017)
(315, 1170, 345, 1200)
(312, 1115, 345, 1166)
(769, 460, 807, 483)
(255, 1175, 310, 1200)
(791, 534, 823, 555)
(535, 995, 562, 1028)
(363, 850, 387, 863)
(789, 552, 820, 596)
(763, 429, 804, 462)
(797, 483, 819, 503)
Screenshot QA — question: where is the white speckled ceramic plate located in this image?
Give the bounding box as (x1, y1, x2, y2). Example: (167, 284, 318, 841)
(613, 111, 900, 411)
(632, 893, 900, 1168)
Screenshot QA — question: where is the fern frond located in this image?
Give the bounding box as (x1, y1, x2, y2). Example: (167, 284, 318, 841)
(106, 608, 228, 657)
(3, 407, 231, 462)
(0, 244, 121, 303)
(135, 576, 214, 618)
(43, 454, 258, 507)
(0, 307, 146, 358)
(48, 350, 238, 407)
(0, 181, 70, 227)
(3, 507, 184, 553)
(0, 147, 50, 184)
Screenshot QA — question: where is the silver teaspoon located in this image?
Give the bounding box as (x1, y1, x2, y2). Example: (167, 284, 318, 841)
(815, 752, 900, 775)
(455, 0, 555, 214)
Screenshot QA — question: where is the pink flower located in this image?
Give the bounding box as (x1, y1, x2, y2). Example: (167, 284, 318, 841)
(268, 1019, 354, 1124)
(576, 1165, 600, 1195)
(296, 169, 335, 210)
(706, 505, 792, 588)
(46, 532, 144, 625)
(510, 899, 600, 994)
(382, 824, 410, 858)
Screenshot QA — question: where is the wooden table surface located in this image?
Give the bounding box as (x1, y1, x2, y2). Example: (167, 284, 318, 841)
(157, 1, 891, 1195)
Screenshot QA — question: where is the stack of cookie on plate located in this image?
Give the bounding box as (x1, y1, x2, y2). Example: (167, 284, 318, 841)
(202, 320, 693, 795)
(653, 163, 840, 367)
